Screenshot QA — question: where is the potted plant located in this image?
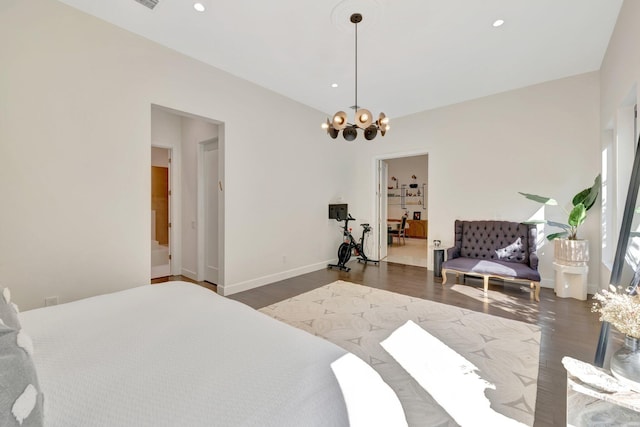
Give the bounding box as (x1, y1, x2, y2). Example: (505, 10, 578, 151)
(519, 174, 600, 265)
(593, 285, 640, 390)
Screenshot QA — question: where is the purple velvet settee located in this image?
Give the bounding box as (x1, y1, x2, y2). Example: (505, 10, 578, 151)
(441, 220, 541, 302)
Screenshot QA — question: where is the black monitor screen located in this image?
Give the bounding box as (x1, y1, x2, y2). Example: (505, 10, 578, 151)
(328, 204, 348, 220)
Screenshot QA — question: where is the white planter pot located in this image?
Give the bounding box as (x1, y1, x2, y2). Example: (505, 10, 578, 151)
(554, 239, 589, 266)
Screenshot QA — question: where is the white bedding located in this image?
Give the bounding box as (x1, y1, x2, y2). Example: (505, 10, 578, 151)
(19, 282, 352, 427)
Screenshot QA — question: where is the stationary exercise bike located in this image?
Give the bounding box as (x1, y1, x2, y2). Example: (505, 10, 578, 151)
(328, 214, 379, 272)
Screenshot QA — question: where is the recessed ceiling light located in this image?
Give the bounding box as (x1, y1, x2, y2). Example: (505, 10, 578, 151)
(193, 2, 206, 12)
(331, 83, 338, 88)
(492, 19, 505, 27)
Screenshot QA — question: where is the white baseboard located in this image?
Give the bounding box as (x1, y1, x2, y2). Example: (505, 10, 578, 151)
(219, 260, 332, 296)
(540, 278, 554, 289)
(181, 268, 197, 281)
(541, 278, 598, 296)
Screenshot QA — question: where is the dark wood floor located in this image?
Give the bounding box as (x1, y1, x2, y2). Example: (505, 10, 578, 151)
(154, 262, 620, 427)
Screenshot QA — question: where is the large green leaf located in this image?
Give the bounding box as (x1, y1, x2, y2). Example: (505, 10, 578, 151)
(547, 220, 571, 230)
(572, 175, 601, 211)
(568, 203, 587, 227)
(572, 188, 590, 206)
(547, 231, 569, 240)
(518, 192, 558, 205)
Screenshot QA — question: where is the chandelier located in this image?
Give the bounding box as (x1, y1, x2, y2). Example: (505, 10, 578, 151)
(321, 13, 389, 141)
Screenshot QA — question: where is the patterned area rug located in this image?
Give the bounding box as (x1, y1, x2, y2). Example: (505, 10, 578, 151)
(259, 280, 540, 426)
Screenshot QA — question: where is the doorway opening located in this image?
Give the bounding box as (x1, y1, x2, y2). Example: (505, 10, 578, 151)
(151, 146, 171, 278)
(377, 154, 429, 267)
(150, 104, 225, 291)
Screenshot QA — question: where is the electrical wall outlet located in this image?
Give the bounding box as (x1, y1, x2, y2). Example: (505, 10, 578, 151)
(44, 296, 58, 307)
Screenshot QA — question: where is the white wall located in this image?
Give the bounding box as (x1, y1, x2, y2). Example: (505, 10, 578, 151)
(600, 1, 640, 128)
(348, 73, 601, 290)
(599, 0, 640, 289)
(0, 0, 353, 309)
(0, 0, 607, 308)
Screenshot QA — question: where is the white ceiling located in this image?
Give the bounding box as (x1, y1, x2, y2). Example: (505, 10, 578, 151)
(56, 0, 623, 119)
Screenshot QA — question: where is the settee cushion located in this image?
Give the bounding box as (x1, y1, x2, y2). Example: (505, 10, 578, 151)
(442, 257, 541, 282)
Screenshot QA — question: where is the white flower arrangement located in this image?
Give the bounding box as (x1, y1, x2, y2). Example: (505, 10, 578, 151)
(592, 285, 640, 339)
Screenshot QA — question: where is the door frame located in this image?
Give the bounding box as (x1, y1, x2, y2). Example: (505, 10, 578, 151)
(379, 160, 389, 260)
(151, 144, 179, 276)
(197, 137, 219, 284)
(151, 104, 225, 285)
(196, 124, 225, 291)
(373, 150, 430, 262)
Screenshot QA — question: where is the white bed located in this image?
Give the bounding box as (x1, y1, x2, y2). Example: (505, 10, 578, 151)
(18, 281, 404, 427)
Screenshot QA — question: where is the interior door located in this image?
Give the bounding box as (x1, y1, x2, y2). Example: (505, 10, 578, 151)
(379, 160, 389, 259)
(204, 143, 219, 284)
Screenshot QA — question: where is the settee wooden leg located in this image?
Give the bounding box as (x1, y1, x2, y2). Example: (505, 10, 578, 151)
(530, 282, 540, 302)
(441, 269, 448, 285)
(455, 273, 460, 284)
(483, 276, 489, 295)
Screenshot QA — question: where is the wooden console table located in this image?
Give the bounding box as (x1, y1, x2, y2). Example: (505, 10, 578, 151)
(406, 220, 427, 238)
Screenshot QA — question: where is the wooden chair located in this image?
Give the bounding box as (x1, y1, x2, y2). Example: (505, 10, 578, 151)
(389, 216, 407, 246)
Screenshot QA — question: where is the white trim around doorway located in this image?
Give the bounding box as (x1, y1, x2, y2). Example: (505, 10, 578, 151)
(372, 150, 430, 265)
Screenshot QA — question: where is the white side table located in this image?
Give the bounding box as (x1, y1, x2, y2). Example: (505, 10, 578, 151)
(564, 357, 640, 425)
(553, 262, 588, 300)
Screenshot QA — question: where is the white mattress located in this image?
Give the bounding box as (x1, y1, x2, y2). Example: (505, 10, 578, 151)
(20, 282, 351, 427)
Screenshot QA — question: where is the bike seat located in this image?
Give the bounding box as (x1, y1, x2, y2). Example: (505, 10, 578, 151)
(360, 223, 369, 227)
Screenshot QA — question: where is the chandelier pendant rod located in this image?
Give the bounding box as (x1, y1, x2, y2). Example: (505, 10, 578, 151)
(354, 18, 358, 112)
